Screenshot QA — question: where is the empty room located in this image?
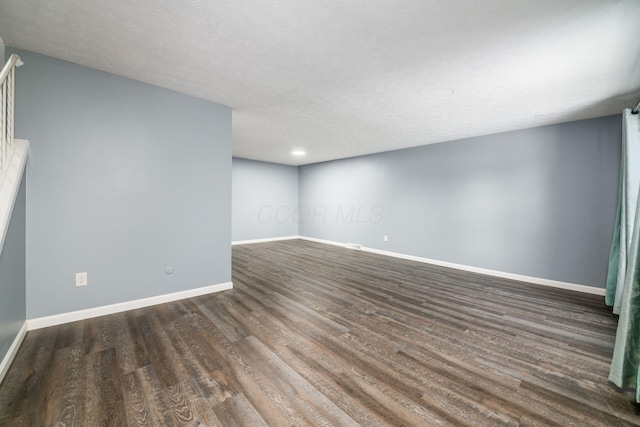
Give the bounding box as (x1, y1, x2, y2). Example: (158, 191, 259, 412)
(1, 1, 640, 425)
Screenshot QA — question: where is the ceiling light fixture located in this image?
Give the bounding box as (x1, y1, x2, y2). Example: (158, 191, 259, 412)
(291, 150, 306, 156)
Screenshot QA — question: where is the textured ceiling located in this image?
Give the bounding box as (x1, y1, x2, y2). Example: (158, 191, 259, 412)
(1, 0, 639, 165)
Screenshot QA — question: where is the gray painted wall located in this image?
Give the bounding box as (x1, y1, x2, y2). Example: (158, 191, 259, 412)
(0, 174, 26, 363)
(10, 49, 232, 318)
(232, 158, 298, 241)
(299, 116, 621, 288)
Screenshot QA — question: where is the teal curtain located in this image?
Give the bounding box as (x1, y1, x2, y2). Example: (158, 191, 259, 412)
(607, 109, 640, 399)
(606, 110, 640, 313)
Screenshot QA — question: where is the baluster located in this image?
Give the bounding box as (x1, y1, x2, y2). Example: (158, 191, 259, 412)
(0, 55, 22, 184)
(8, 67, 13, 152)
(1, 77, 6, 178)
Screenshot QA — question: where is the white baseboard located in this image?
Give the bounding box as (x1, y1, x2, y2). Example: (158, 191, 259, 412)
(0, 321, 27, 385)
(27, 281, 233, 330)
(297, 236, 348, 248)
(232, 235, 300, 245)
(298, 236, 605, 296)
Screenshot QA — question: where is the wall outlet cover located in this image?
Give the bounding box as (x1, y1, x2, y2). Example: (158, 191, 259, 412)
(76, 272, 88, 287)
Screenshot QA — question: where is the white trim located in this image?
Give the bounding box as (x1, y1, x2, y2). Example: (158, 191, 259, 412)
(0, 139, 29, 254)
(0, 54, 23, 84)
(232, 235, 299, 245)
(298, 236, 606, 296)
(298, 235, 348, 248)
(27, 281, 233, 330)
(0, 321, 27, 385)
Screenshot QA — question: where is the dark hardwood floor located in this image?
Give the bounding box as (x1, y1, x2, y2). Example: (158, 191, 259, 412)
(0, 239, 638, 426)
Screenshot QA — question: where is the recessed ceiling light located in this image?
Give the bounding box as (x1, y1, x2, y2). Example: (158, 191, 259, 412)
(291, 150, 306, 156)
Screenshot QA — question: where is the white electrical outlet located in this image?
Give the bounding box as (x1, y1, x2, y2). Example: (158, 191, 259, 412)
(384, 235, 389, 242)
(76, 272, 88, 287)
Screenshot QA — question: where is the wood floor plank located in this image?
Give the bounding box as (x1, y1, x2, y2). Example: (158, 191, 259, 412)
(121, 365, 175, 426)
(222, 338, 305, 425)
(237, 335, 360, 426)
(43, 344, 85, 426)
(1, 239, 639, 425)
(194, 293, 252, 342)
(207, 289, 397, 425)
(80, 347, 126, 426)
(121, 369, 154, 426)
(212, 393, 269, 427)
(0, 328, 57, 420)
(135, 313, 191, 389)
(164, 380, 199, 426)
(190, 395, 225, 427)
(53, 320, 89, 352)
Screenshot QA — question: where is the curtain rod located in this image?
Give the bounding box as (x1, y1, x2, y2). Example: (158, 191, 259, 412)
(633, 99, 640, 114)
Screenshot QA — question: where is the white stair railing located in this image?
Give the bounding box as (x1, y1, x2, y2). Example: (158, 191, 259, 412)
(0, 54, 23, 185)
